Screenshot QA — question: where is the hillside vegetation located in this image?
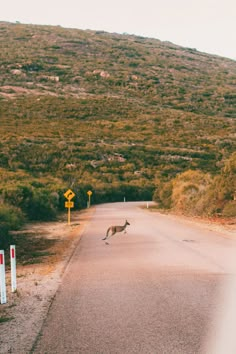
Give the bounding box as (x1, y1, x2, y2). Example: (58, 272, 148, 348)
(0, 21, 236, 244)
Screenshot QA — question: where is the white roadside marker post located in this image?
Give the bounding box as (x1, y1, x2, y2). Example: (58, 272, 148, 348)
(0, 250, 7, 304)
(10, 245, 17, 292)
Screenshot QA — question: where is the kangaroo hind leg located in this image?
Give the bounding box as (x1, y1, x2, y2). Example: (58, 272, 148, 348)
(102, 227, 111, 240)
(106, 229, 116, 240)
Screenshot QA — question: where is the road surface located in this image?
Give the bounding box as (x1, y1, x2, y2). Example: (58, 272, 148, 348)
(32, 202, 236, 354)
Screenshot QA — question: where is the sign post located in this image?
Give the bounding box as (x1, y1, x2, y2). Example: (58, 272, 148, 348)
(10, 245, 17, 292)
(0, 250, 7, 304)
(87, 190, 92, 208)
(64, 189, 75, 225)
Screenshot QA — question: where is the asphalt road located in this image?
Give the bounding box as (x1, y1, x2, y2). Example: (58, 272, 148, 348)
(32, 202, 236, 354)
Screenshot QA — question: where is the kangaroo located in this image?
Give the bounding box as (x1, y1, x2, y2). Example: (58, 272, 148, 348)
(102, 220, 130, 244)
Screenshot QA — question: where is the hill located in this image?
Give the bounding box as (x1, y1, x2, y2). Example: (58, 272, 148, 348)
(0, 21, 236, 222)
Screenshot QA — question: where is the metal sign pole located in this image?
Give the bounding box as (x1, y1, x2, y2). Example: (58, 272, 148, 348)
(87, 190, 92, 208)
(68, 205, 71, 225)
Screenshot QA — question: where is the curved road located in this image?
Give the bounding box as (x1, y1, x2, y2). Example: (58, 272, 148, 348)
(32, 202, 236, 354)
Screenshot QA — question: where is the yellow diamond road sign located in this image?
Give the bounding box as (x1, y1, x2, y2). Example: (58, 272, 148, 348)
(64, 189, 75, 200)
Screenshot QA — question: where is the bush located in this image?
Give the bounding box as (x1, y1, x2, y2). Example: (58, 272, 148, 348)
(201, 152, 236, 216)
(4, 185, 59, 221)
(153, 181, 173, 209)
(222, 201, 236, 217)
(27, 189, 59, 221)
(92, 183, 154, 204)
(171, 170, 212, 215)
(0, 204, 25, 248)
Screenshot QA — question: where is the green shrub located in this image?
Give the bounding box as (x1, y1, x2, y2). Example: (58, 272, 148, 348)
(222, 201, 236, 217)
(4, 185, 33, 213)
(92, 183, 154, 204)
(171, 170, 212, 214)
(0, 204, 25, 248)
(154, 181, 173, 209)
(27, 189, 59, 221)
(4, 185, 59, 221)
(202, 153, 236, 215)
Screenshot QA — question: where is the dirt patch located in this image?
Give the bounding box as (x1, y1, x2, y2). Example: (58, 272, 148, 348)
(0, 207, 94, 354)
(169, 214, 236, 238)
(146, 205, 236, 238)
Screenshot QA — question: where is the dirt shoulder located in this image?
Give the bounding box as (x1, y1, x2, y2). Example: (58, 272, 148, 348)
(146, 205, 236, 239)
(0, 207, 94, 354)
(167, 213, 236, 239)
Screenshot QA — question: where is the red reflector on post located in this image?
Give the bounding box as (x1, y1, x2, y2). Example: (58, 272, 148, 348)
(11, 248, 15, 258)
(0, 254, 3, 264)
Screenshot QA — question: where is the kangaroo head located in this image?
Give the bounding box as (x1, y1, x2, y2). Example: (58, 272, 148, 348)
(126, 220, 130, 225)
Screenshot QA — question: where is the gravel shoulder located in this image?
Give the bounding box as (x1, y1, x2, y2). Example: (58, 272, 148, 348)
(0, 207, 94, 354)
(0, 206, 235, 354)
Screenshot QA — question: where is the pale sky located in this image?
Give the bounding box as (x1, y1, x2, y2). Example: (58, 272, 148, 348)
(1, 0, 236, 60)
